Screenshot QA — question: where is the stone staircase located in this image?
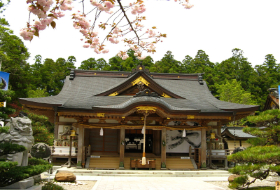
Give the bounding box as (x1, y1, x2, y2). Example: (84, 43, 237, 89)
(89, 157, 120, 169)
(88, 156, 195, 170)
(54, 168, 230, 178)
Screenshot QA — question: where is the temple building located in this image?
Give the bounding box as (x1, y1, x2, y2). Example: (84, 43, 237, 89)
(19, 65, 259, 169)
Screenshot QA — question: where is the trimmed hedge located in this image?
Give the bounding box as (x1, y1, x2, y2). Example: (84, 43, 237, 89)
(0, 158, 52, 187)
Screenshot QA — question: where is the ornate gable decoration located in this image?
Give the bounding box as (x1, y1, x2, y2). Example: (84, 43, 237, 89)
(134, 89, 160, 98)
(131, 76, 149, 86)
(95, 65, 184, 99)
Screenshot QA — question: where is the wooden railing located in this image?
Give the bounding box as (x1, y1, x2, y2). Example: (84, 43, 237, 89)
(189, 147, 201, 168)
(207, 149, 230, 169)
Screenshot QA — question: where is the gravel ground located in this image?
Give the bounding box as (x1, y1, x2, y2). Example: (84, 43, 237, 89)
(52, 181, 96, 190)
(207, 174, 280, 190)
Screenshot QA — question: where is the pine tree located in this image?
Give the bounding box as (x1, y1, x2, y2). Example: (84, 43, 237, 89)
(227, 109, 280, 189)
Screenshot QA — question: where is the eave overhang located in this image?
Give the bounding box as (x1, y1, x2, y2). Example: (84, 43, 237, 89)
(221, 127, 256, 140)
(19, 99, 62, 109)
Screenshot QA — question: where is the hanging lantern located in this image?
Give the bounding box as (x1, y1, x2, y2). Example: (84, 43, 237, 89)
(70, 130, 76, 137)
(182, 129, 186, 137)
(211, 132, 215, 139)
(100, 127, 103, 136)
(141, 126, 145, 134)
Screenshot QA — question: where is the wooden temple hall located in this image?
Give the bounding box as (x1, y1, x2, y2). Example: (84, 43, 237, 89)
(19, 65, 259, 170)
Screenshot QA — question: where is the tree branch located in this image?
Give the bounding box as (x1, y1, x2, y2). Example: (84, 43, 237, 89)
(116, 0, 140, 45)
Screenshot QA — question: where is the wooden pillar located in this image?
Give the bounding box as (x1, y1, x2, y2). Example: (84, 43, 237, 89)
(84, 128, 90, 147)
(77, 125, 84, 169)
(54, 109, 59, 139)
(217, 122, 222, 137)
(201, 128, 207, 168)
(119, 127, 125, 169)
(154, 130, 161, 156)
(161, 128, 166, 169)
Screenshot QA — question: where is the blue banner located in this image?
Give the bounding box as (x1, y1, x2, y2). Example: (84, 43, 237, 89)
(0, 71, 9, 90)
(279, 85, 280, 100)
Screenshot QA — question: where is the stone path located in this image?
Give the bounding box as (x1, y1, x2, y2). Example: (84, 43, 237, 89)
(91, 177, 226, 190)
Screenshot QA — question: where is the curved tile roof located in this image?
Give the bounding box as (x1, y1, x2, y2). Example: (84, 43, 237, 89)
(222, 127, 256, 139)
(20, 68, 259, 114)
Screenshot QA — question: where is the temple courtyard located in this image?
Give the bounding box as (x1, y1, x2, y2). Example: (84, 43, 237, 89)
(40, 167, 278, 190)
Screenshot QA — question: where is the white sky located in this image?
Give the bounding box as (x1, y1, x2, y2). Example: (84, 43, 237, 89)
(3, 0, 280, 68)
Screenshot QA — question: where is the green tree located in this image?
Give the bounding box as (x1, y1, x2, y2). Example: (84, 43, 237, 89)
(79, 58, 99, 70)
(150, 51, 181, 73)
(29, 56, 76, 96)
(27, 88, 48, 98)
(0, 90, 15, 120)
(181, 50, 215, 93)
(213, 49, 255, 91)
(0, 20, 31, 98)
(216, 79, 255, 105)
(103, 49, 154, 72)
(228, 109, 280, 189)
(251, 54, 280, 108)
(23, 111, 54, 145)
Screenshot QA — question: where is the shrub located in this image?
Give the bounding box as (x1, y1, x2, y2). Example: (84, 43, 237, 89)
(0, 142, 26, 156)
(28, 158, 50, 166)
(0, 158, 52, 187)
(42, 182, 65, 190)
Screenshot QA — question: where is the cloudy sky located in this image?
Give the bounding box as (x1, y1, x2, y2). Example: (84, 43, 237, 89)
(4, 0, 280, 68)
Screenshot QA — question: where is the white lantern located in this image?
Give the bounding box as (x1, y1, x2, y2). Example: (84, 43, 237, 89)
(100, 127, 103, 136)
(141, 126, 145, 134)
(182, 129, 186, 137)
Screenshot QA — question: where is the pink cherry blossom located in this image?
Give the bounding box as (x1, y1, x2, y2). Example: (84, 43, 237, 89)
(38, 0, 47, 6)
(106, 10, 114, 14)
(131, 10, 137, 15)
(46, 0, 54, 7)
(19, 29, 34, 41)
(22, 0, 193, 60)
(183, 4, 194, 9)
(41, 19, 51, 25)
(104, 1, 114, 9)
(93, 38, 99, 43)
(90, 0, 99, 6)
(37, 24, 47, 30)
(94, 48, 101, 54)
(60, 4, 72, 11)
(91, 31, 98, 37)
(102, 49, 109, 53)
(57, 12, 65, 17)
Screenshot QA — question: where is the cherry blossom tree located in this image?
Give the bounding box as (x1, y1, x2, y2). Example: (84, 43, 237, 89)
(20, 0, 193, 60)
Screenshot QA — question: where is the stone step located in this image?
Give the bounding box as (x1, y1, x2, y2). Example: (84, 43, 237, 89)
(72, 173, 231, 177)
(52, 168, 230, 178)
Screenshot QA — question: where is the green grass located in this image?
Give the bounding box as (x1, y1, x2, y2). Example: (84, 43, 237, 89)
(247, 187, 274, 190)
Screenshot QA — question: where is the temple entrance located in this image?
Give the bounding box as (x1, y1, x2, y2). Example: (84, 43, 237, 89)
(125, 129, 153, 153)
(89, 128, 119, 153)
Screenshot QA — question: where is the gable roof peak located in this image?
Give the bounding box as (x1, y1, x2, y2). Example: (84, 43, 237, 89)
(131, 65, 150, 74)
